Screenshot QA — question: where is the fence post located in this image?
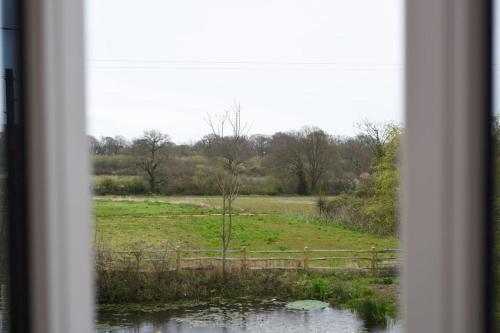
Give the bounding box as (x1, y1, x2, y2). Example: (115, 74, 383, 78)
(303, 246, 309, 270)
(371, 246, 377, 276)
(176, 246, 181, 272)
(241, 247, 247, 270)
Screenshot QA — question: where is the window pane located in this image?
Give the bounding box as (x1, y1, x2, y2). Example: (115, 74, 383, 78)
(87, 1, 404, 332)
(0, 0, 26, 331)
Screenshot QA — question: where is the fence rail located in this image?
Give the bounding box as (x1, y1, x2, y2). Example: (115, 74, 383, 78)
(98, 246, 401, 275)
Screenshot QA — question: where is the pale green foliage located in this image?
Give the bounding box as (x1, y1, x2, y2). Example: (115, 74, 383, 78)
(320, 123, 401, 235)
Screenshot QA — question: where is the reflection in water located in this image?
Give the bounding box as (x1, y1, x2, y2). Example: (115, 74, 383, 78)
(96, 300, 400, 333)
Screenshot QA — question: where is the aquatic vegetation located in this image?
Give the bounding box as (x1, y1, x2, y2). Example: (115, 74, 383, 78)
(285, 300, 329, 310)
(347, 298, 392, 328)
(97, 270, 398, 329)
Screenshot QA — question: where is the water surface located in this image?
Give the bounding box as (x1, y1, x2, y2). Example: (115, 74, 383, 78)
(96, 300, 400, 333)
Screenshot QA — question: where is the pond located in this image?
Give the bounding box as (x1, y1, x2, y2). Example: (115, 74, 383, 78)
(96, 300, 401, 333)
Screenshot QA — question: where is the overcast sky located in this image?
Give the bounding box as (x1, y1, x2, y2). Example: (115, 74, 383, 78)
(85, 0, 404, 144)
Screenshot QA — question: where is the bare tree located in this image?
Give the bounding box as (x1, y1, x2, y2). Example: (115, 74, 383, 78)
(299, 127, 334, 193)
(250, 134, 271, 159)
(132, 130, 171, 193)
(267, 128, 333, 194)
(100, 135, 128, 155)
(267, 132, 309, 194)
(88, 135, 101, 155)
(206, 103, 248, 277)
(356, 119, 393, 159)
(337, 135, 374, 176)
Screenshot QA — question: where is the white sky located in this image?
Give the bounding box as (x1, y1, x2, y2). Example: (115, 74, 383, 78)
(85, 0, 404, 144)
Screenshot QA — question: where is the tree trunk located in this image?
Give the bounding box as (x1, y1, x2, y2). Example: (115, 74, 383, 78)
(222, 245, 227, 279)
(221, 194, 227, 279)
(296, 167, 309, 195)
(149, 173, 155, 193)
(310, 179, 317, 193)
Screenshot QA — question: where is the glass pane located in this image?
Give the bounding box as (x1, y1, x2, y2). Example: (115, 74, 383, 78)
(86, 1, 404, 332)
(0, 0, 25, 331)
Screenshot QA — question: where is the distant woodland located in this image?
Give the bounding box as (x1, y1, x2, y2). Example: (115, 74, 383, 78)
(90, 118, 401, 235)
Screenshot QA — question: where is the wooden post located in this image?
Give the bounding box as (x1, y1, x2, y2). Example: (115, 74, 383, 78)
(371, 246, 377, 276)
(303, 246, 309, 270)
(241, 247, 247, 270)
(176, 246, 181, 272)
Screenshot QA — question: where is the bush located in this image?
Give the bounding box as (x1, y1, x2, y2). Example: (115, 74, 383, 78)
(311, 277, 329, 300)
(93, 155, 137, 175)
(94, 177, 146, 195)
(382, 277, 394, 285)
(317, 128, 400, 235)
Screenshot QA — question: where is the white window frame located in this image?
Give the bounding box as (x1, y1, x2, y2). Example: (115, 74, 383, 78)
(22, 0, 492, 332)
(403, 0, 490, 332)
(25, 0, 93, 332)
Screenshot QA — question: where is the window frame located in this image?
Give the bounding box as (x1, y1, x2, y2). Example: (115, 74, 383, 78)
(24, 0, 93, 332)
(403, 0, 491, 332)
(20, 0, 494, 332)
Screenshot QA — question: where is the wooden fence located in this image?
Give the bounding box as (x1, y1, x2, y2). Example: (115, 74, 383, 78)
(99, 247, 400, 276)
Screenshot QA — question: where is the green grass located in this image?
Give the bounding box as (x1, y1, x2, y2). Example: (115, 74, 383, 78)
(95, 195, 400, 326)
(94, 175, 141, 181)
(94, 196, 398, 251)
(94, 195, 334, 215)
(95, 200, 219, 218)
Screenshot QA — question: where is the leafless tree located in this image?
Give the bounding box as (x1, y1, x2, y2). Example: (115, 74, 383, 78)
(250, 134, 271, 159)
(299, 127, 334, 193)
(356, 119, 393, 159)
(206, 103, 248, 277)
(267, 132, 308, 194)
(132, 130, 171, 193)
(267, 128, 333, 194)
(98, 135, 128, 155)
(337, 135, 374, 175)
(88, 135, 100, 155)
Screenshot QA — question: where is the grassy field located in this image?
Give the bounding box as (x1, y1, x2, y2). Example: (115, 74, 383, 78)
(95, 195, 400, 325)
(94, 195, 398, 251)
(94, 194, 329, 215)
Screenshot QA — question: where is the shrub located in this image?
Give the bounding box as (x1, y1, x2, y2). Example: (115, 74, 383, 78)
(382, 277, 393, 285)
(93, 155, 137, 175)
(94, 177, 146, 195)
(348, 298, 389, 328)
(311, 277, 329, 300)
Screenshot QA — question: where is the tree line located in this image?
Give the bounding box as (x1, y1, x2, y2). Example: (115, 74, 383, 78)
(89, 119, 397, 197)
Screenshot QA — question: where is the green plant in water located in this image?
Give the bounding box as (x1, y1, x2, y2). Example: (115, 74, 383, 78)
(348, 298, 388, 328)
(312, 277, 328, 299)
(382, 277, 393, 285)
(285, 300, 329, 310)
(329, 284, 352, 304)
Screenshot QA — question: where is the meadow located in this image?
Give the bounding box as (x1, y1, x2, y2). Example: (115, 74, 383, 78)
(94, 195, 398, 251)
(95, 195, 400, 326)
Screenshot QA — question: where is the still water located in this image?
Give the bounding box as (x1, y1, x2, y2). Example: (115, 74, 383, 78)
(96, 300, 400, 333)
